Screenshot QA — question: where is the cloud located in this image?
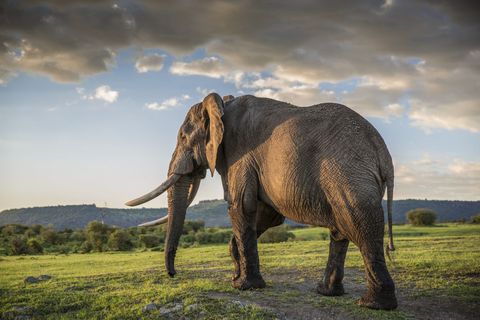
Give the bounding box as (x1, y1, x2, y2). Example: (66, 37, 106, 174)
(77, 85, 118, 103)
(171, 57, 228, 78)
(94, 85, 118, 103)
(135, 53, 165, 73)
(395, 157, 480, 200)
(145, 94, 190, 111)
(1, 0, 479, 131)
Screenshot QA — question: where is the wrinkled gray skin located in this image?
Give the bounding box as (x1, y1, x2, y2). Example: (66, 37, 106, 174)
(128, 93, 397, 310)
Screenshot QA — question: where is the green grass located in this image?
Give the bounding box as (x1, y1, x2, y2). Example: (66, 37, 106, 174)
(1, 224, 479, 319)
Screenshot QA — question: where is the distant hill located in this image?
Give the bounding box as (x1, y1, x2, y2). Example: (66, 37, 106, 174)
(0, 199, 479, 230)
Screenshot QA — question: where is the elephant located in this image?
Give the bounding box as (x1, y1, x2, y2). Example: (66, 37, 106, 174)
(126, 93, 398, 310)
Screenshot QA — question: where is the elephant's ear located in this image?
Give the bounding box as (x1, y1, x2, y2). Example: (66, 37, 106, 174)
(203, 93, 224, 177)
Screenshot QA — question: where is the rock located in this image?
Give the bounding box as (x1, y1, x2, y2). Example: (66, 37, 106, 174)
(159, 302, 183, 316)
(14, 306, 31, 313)
(231, 300, 245, 307)
(185, 303, 199, 312)
(142, 303, 158, 313)
(171, 303, 183, 312)
(38, 275, 52, 281)
(14, 315, 31, 320)
(23, 276, 39, 284)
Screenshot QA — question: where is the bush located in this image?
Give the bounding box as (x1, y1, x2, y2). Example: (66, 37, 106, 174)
(2, 224, 28, 237)
(471, 214, 480, 224)
(79, 241, 93, 253)
(41, 229, 60, 245)
(258, 225, 295, 243)
(194, 230, 231, 244)
(27, 238, 43, 254)
(69, 231, 86, 242)
(9, 236, 29, 255)
(183, 220, 205, 234)
(85, 221, 110, 252)
(108, 230, 133, 251)
(139, 234, 162, 248)
(407, 208, 437, 226)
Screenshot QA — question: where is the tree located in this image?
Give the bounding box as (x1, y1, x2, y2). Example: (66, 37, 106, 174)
(406, 208, 437, 226)
(107, 230, 133, 251)
(258, 225, 296, 243)
(9, 236, 29, 255)
(471, 214, 480, 224)
(41, 229, 59, 245)
(27, 238, 43, 254)
(139, 234, 162, 248)
(84, 221, 110, 251)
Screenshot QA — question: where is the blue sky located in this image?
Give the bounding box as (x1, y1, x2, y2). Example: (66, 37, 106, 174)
(0, 1, 479, 210)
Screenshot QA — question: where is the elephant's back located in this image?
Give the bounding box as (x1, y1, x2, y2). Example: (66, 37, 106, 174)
(254, 101, 391, 225)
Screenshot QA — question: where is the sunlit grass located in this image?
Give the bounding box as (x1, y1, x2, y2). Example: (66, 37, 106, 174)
(1, 223, 479, 319)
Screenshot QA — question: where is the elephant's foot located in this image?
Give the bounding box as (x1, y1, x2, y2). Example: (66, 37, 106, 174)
(232, 274, 266, 290)
(231, 269, 240, 281)
(316, 282, 345, 296)
(357, 290, 398, 310)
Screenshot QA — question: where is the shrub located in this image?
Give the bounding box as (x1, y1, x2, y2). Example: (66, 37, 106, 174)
(85, 221, 110, 252)
(406, 208, 437, 226)
(27, 238, 43, 254)
(471, 214, 480, 224)
(180, 232, 196, 245)
(31, 224, 44, 235)
(183, 220, 205, 234)
(85, 220, 109, 234)
(2, 224, 28, 237)
(107, 230, 133, 251)
(258, 225, 295, 243)
(9, 236, 29, 255)
(139, 234, 162, 248)
(79, 241, 93, 253)
(24, 228, 37, 238)
(41, 229, 59, 245)
(69, 231, 86, 242)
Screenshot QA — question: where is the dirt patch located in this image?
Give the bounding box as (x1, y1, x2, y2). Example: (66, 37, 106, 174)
(206, 268, 479, 320)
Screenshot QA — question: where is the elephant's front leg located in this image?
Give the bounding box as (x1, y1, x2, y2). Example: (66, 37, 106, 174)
(229, 236, 241, 281)
(228, 191, 266, 290)
(230, 203, 285, 281)
(317, 234, 349, 296)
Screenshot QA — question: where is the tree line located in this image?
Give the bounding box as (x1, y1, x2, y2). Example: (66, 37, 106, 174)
(0, 220, 295, 256)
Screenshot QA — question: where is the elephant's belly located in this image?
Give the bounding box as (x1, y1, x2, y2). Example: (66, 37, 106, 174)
(280, 206, 333, 227)
(259, 189, 333, 227)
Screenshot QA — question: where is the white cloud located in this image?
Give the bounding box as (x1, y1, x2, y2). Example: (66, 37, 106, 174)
(145, 94, 190, 111)
(170, 57, 227, 78)
(394, 157, 480, 200)
(93, 85, 118, 103)
(254, 86, 336, 107)
(1, 1, 479, 132)
(77, 85, 118, 103)
(135, 54, 165, 73)
(196, 87, 215, 97)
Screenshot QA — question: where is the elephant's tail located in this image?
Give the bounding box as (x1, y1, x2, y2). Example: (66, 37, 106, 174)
(385, 175, 395, 261)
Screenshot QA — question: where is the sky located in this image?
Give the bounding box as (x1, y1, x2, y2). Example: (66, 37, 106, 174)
(0, 0, 479, 211)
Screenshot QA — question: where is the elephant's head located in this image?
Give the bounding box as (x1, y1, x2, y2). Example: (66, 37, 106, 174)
(125, 93, 225, 277)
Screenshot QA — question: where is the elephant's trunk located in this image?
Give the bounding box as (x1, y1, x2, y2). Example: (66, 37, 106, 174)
(164, 175, 193, 277)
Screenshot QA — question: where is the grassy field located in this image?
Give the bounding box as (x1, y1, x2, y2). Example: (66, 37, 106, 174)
(1, 224, 479, 319)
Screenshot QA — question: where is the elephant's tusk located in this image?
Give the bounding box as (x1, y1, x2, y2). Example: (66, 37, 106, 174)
(138, 215, 168, 227)
(125, 174, 181, 207)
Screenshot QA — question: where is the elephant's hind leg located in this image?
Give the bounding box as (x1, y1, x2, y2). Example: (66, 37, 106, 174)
(317, 233, 349, 296)
(357, 238, 397, 310)
(350, 205, 397, 310)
